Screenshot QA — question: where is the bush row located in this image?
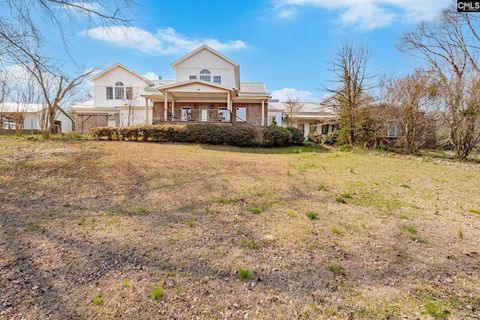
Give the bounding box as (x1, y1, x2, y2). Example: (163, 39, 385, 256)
(91, 124, 304, 147)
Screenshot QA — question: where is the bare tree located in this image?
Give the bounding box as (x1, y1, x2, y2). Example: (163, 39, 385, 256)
(283, 98, 304, 127)
(120, 86, 141, 126)
(399, 7, 480, 159)
(381, 70, 438, 153)
(327, 43, 372, 145)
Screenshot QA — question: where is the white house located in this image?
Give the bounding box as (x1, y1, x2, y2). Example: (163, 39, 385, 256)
(269, 100, 338, 139)
(0, 102, 73, 133)
(70, 45, 270, 132)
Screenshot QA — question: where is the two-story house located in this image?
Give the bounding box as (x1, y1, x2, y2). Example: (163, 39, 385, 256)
(71, 45, 270, 132)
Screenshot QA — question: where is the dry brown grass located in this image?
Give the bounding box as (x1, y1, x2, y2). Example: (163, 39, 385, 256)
(0, 137, 479, 319)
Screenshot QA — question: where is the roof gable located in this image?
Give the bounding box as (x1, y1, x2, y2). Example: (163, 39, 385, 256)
(172, 45, 239, 68)
(92, 64, 153, 85)
(159, 80, 235, 93)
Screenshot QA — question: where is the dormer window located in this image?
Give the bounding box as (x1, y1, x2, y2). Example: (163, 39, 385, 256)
(199, 69, 211, 82)
(115, 81, 124, 100)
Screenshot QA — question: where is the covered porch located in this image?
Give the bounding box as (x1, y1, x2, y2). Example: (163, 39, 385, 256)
(143, 80, 267, 126)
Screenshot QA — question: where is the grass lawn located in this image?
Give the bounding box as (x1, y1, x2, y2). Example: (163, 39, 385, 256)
(0, 137, 479, 319)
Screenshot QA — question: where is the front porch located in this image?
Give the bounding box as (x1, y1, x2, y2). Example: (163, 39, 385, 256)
(143, 80, 268, 127)
(153, 103, 233, 124)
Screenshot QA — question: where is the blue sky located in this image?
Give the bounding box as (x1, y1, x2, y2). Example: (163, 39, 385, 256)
(42, 0, 451, 101)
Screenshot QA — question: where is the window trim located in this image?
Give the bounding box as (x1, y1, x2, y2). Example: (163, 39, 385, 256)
(386, 123, 399, 138)
(114, 81, 124, 100)
(199, 69, 211, 82)
(106, 87, 113, 100)
(236, 107, 247, 122)
(181, 107, 192, 121)
(125, 87, 133, 100)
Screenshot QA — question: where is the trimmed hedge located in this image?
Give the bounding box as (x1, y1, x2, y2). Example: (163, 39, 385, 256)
(92, 124, 304, 148)
(92, 124, 258, 147)
(262, 125, 304, 147)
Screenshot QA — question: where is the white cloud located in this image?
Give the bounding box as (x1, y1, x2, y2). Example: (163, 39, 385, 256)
(271, 88, 314, 101)
(80, 26, 247, 55)
(273, 0, 451, 29)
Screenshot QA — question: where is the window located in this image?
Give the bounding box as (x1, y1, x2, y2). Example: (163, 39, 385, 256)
(386, 123, 399, 138)
(106, 87, 113, 100)
(200, 109, 209, 122)
(213, 76, 221, 84)
(236, 107, 246, 122)
(126, 87, 133, 100)
(321, 124, 330, 135)
(181, 107, 192, 121)
(218, 107, 229, 122)
(199, 69, 211, 82)
(114, 81, 124, 100)
(189, 75, 197, 80)
(269, 115, 278, 126)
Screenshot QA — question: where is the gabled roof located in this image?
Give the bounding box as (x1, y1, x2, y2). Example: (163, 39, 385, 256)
(171, 45, 241, 90)
(240, 83, 267, 94)
(92, 63, 154, 86)
(172, 45, 239, 67)
(157, 79, 236, 92)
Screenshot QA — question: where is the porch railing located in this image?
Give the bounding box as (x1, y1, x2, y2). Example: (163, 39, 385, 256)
(161, 109, 232, 123)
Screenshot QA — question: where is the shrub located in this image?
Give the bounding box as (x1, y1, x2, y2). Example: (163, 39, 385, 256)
(92, 124, 258, 147)
(263, 125, 304, 147)
(92, 124, 306, 148)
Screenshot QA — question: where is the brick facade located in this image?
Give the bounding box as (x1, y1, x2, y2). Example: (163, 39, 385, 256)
(152, 101, 267, 127)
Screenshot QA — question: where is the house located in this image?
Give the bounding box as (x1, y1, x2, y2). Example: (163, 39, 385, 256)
(268, 100, 339, 139)
(0, 102, 73, 133)
(70, 45, 271, 132)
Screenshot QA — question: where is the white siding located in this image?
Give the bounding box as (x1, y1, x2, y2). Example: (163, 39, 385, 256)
(94, 67, 150, 108)
(119, 109, 152, 126)
(174, 50, 236, 88)
(168, 83, 228, 93)
(268, 111, 283, 126)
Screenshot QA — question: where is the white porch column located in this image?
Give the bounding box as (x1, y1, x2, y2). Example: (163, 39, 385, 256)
(144, 97, 149, 124)
(304, 123, 310, 139)
(171, 98, 175, 120)
(227, 92, 232, 121)
(261, 100, 265, 127)
(164, 92, 168, 121)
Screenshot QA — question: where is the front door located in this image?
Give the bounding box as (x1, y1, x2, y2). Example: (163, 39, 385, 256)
(200, 109, 208, 122)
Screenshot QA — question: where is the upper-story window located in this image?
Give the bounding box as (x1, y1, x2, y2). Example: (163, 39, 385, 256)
(189, 75, 197, 80)
(213, 76, 221, 84)
(115, 81, 124, 99)
(126, 87, 133, 100)
(199, 69, 211, 82)
(106, 87, 113, 100)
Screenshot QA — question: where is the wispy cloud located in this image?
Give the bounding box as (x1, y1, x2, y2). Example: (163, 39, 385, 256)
(271, 88, 314, 101)
(80, 26, 247, 55)
(273, 0, 451, 30)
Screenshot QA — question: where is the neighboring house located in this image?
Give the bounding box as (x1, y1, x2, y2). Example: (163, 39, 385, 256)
(268, 100, 339, 139)
(0, 102, 73, 133)
(70, 45, 270, 132)
(365, 104, 437, 148)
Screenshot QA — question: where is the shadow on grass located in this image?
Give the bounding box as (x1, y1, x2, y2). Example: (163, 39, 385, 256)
(199, 144, 330, 155)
